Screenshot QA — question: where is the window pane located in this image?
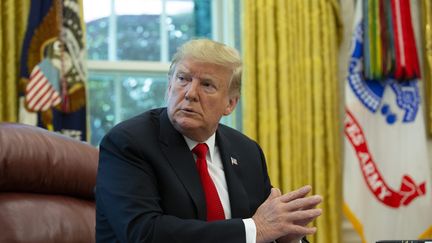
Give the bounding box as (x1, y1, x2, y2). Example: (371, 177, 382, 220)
(87, 74, 116, 145)
(116, 15, 161, 61)
(84, 0, 212, 61)
(168, 0, 211, 59)
(120, 74, 167, 119)
(84, 0, 110, 60)
(88, 71, 167, 146)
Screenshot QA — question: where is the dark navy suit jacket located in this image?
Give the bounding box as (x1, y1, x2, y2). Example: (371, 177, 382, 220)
(96, 108, 272, 243)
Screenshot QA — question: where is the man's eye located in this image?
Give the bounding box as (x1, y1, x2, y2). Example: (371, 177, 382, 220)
(176, 75, 188, 84)
(202, 82, 217, 92)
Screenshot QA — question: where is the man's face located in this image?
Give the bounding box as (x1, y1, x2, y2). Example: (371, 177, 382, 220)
(166, 57, 238, 142)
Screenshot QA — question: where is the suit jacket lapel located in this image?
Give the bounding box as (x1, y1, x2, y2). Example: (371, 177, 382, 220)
(158, 109, 206, 220)
(216, 128, 251, 218)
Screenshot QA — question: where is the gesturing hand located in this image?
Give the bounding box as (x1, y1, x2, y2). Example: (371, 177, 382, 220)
(252, 185, 322, 243)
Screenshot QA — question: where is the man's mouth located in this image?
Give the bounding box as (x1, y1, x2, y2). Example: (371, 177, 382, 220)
(181, 108, 197, 114)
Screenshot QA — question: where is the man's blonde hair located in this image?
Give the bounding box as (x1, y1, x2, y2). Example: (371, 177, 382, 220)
(168, 39, 242, 97)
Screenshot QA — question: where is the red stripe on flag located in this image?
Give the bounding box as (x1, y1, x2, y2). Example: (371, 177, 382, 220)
(26, 74, 47, 102)
(26, 77, 48, 105)
(27, 67, 42, 90)
(27, 78, 50, 106)
(33, 86, 54, 111)
(25, 66, 61, 111)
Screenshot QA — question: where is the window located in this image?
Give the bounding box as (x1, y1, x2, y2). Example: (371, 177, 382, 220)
(84, 0, 242, 146)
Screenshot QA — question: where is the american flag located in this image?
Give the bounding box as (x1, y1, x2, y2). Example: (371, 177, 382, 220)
(25, 65, 61, 112)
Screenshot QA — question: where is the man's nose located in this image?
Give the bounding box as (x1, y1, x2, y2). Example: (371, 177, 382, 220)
(185, 79, 199, 101)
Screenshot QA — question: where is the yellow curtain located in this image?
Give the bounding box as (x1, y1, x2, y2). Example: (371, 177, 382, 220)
(0, 1, 30, 122)
(243, 0, 343, 242)
(423, 0, 432, 136)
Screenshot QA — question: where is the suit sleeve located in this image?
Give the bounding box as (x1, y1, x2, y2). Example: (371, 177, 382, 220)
(96, 126, 246, 243)
(255, 142, 273, 200)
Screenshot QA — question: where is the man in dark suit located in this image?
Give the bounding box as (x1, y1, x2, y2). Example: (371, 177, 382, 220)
(96, 39, 322, 243)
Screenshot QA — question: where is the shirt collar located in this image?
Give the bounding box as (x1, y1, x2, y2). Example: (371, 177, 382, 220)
(183, 133, 216, 163)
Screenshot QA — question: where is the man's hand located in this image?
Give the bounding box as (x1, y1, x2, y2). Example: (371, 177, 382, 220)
(252, 185, 322, 243)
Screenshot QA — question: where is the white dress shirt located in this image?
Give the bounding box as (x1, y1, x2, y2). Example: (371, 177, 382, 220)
(183, 134, 257, 243)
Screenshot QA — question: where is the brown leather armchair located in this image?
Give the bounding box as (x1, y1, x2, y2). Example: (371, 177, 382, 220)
(0, 123, 98, 243)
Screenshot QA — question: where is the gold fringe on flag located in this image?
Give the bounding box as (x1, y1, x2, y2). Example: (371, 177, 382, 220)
(422, 0, 432, 136)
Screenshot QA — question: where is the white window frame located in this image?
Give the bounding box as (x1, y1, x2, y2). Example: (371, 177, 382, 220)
(86, 0, 239, 126)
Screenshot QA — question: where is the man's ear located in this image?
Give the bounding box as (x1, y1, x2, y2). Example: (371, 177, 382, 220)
(167, 79, 172, 92)
(165, 77, 173, 101)
(223, 96, 239, 116)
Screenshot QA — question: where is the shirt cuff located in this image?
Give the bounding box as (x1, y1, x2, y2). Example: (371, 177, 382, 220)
(242, 218, 256, 243)
(242, 218, 303, 243)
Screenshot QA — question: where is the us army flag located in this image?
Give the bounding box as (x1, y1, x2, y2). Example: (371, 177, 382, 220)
(343, 1, 432, 242)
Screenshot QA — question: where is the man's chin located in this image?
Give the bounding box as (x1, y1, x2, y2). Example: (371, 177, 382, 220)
(173, 118, 201, 131)
(172, 119, 217, 142)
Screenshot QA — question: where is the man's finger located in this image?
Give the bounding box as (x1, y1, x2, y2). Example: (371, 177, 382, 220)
(284, 208, 322, 222)
(297, 195, 323, 211)
(284, 195, 322, 211)
(284, 224, 318, 236)
(279, 185, 312, 202)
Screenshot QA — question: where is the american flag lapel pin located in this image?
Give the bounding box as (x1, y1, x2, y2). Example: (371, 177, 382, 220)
(230, 157, 238, 165)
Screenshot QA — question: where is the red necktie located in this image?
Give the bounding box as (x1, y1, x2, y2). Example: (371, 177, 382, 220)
(192, 143, 225, 221)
